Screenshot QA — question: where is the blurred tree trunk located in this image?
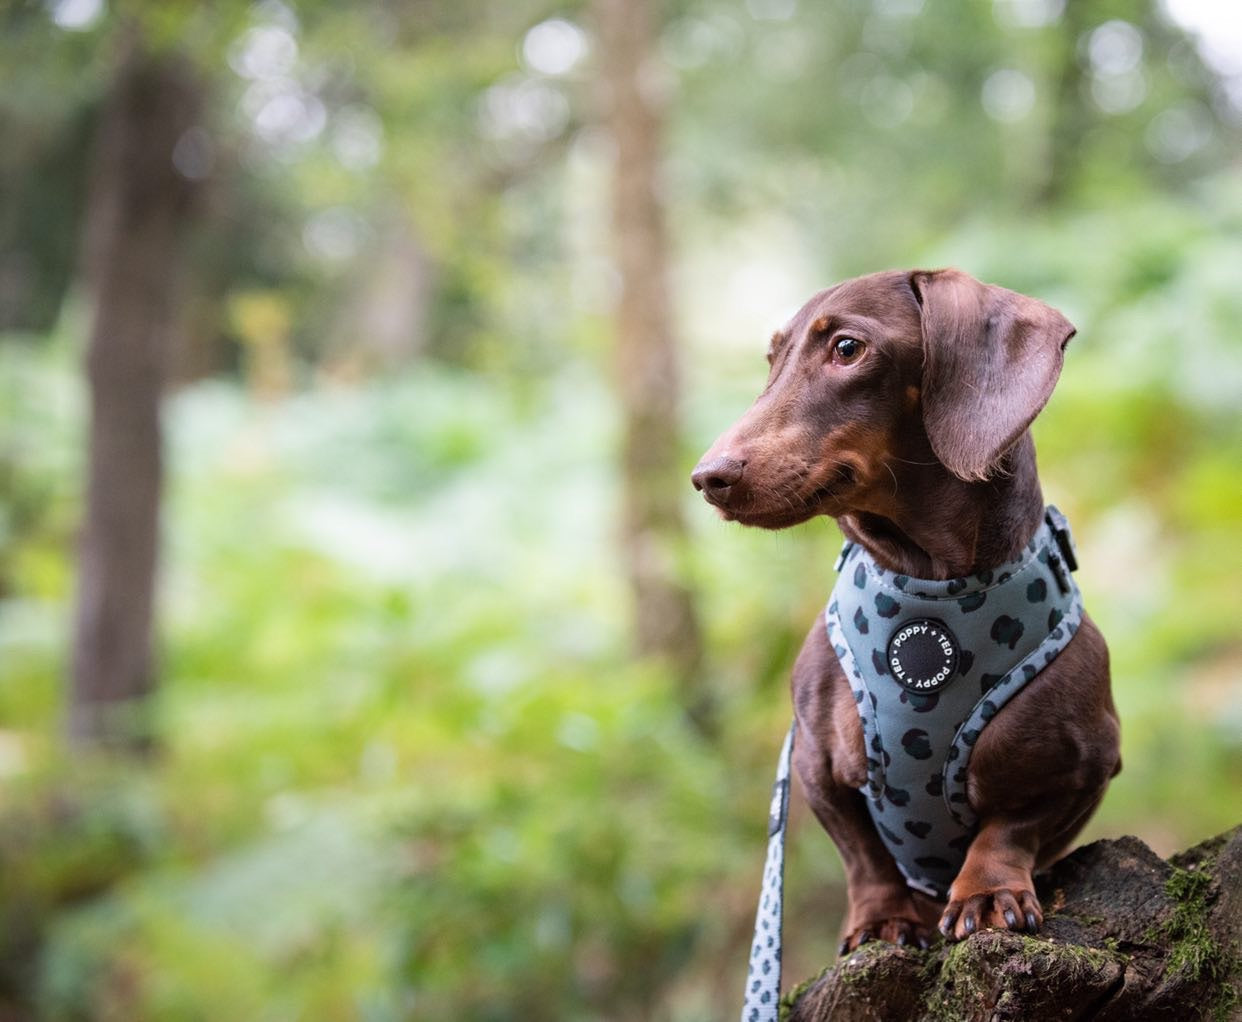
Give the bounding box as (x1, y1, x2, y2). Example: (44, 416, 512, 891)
(596, 0, 713, 738)
(332, 208, 432, 373)
(69, 42, 203, 751)
(1037, 2, 1092, 206)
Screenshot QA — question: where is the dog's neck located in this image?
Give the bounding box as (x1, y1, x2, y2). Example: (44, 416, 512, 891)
(838, 433, 1045, 580)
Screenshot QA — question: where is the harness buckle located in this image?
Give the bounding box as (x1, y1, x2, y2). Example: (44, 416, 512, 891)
(1045, 505, 1078, 573)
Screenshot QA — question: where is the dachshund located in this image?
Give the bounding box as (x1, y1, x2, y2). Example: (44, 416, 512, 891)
(692, 269, 1121, 949)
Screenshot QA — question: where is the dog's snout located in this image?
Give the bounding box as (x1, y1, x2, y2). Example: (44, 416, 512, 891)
(691, 455, 746, 505)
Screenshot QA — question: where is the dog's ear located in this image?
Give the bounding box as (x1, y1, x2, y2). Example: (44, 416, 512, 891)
(910, 268, 1076, 482)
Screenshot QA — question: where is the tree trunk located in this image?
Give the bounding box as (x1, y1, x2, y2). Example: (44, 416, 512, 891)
(784, 826, 1242, 1021)
(1035, 3, 1092, 207)
(69, 43, 202, 750)
(332, 207, 432, 373)
(596, 0, 713, 738)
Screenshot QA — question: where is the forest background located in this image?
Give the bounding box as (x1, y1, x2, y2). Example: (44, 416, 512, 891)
(1, 0, 1240, 1018)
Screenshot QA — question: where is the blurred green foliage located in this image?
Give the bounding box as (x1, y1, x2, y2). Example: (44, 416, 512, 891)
(2, 0, 1241, 1019)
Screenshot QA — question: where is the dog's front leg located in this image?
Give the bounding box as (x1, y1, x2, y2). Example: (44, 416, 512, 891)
(938, 816, 1045, 939)
(939, 624, 1120, 941)
(938, 784, 1113, 940)
(795, 749, 936, 953)
(791, 617, 936, 953)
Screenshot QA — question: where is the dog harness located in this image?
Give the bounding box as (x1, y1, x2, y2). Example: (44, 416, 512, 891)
(824, 506, 1084, 898)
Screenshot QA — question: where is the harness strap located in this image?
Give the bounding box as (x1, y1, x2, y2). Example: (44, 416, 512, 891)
(740, 720, 795, 1022)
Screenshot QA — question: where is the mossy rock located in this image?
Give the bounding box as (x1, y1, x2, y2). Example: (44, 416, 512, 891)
(784, 826, 1241, 1022)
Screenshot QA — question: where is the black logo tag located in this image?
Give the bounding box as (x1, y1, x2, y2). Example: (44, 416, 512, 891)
(887, 618, 960, 693)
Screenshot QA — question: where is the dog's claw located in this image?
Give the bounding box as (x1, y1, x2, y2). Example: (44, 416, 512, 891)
(941, 884, 1043, 940)
(918, 935, 931, 950)
(841, 915, 932, 953)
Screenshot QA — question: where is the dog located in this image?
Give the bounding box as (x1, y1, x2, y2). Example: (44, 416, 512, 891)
(692, 268, 1121, 950)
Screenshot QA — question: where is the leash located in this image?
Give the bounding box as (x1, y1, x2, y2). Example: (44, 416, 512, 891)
(740, 720, 795, 1022)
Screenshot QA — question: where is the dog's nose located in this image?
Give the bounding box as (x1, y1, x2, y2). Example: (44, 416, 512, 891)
(691, 456, 746, 506)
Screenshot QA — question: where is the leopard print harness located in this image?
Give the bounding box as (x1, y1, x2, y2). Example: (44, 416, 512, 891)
(823, 506, 1084, 898)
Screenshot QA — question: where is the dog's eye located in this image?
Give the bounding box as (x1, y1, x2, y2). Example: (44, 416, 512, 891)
(833, 336, 865, 364)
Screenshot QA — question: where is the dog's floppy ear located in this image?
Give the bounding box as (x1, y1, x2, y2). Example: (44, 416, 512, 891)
(910, 268, 1076, 482)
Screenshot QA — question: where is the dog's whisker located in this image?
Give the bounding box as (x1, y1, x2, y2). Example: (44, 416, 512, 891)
(884, 460, 899, 497)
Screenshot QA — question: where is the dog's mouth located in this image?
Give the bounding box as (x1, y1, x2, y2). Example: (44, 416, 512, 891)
(804, 464, 855, 507)
(725, 464, 856, 529)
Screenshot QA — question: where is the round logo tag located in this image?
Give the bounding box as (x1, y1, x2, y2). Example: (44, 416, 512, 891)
(887, 618, 960, 693)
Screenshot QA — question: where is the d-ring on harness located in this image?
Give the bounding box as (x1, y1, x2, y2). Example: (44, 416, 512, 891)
(739, 508, 1082, 1021)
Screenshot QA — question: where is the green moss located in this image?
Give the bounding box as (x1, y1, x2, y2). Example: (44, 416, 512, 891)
(1165, 864, 1213, 905)
(834, 942, 894, 986)
(919, 940, 990, 1022)
(1212, 981, 1239, 1022)
(781, 943, 934, 1019)
(918, 934, 1128, 1022)
(1144, 864, 1239, 1021)
(1147, 867, 1220, 984)
(1100, 935, 1126, 956)
(778, 964, 832, 1021)
(1049, 940, 1111, 974)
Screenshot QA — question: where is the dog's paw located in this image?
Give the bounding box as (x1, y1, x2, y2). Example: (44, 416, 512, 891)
(937, 885, 1042, 942)
(838, 916, 932, 956)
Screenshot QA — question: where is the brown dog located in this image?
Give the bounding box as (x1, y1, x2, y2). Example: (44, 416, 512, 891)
(692, 269, 1120, 950)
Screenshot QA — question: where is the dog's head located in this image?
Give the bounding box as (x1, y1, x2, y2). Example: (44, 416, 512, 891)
(691, 269, 1076, 528)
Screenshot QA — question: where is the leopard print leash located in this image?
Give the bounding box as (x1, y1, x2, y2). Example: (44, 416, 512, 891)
(740, 720, 795, 1022)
